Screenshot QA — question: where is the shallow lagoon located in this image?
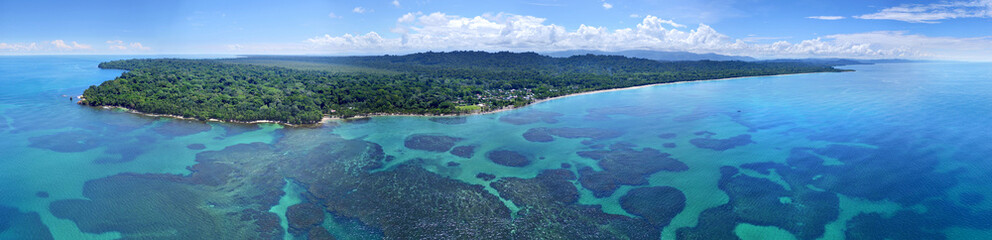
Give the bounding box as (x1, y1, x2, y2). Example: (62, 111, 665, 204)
(2, 56, 992, 239)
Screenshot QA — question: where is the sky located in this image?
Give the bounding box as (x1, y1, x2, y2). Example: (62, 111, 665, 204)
(1, 0, 991, 61)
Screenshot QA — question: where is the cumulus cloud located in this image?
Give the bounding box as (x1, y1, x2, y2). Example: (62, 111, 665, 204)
(129, 42, 150, 50)
(328, 12, 342, 19)
(353, 7, 370, 14)
(106, 40, 150, 51)
(148, 12, 939, 60)
(855, 0, 992, 23)
(0, 42, 40, 51)
(392, 0, 400, 7)
(51, 40, 91, 50)
(602, 2, 613, 9)
(300, 12, 919, 58)
(807, 16, 845, 20)
(0, 40, 96, 53)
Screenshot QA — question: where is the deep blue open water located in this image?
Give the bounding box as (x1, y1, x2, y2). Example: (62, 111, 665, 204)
(1, 56, 991, 239)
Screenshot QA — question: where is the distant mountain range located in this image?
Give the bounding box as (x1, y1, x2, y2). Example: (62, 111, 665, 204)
(543, 50, 913, 66)
(543, 50, 757, 62)
(760, 58, 914, 66)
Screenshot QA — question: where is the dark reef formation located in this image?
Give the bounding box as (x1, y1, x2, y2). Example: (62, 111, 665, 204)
(0, 205, 54, 240)
(486, 150, 532, 167)
(476, 173, 497, 181)
(403, 134, 463, 152)
(521, 128, 555, 142)
(689, 134, 753, 151)
(522, 127, 623, 143)
(658, 133, 677, 139)
(693, 131, 715, 137)
(677, 166, 839, 240)
(449, 145, 476, 158)
(584, 106, 664, 121)
(48, 135, 311, 239)
(46, 127, 677, 239)
(620, 186, 686, 227)
(680, 134, 972, 240)
(28, 130, 158, 164)
(27, 131, 101, 153)
(221, 123, 261, 137)
(576, 144, 688, 197)
(429, 117, 467, 125)
(50, 172, 279, 239)
(845, 199, 992, 240)
(491, 169, 662, 239)
(53, 115, 977, 240)
(286, 202, 326, 236)
(186, 143, 207, 150)
(498, 111, 563, 125)
(786, 143, 959, 205)
(152, 119, 212, 137)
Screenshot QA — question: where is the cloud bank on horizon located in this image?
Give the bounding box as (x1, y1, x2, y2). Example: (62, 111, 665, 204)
(299, 13, 915, 59)
(1, 0, 991, 61)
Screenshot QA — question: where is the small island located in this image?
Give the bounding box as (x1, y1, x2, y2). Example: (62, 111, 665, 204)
(79, 51, 847, 124)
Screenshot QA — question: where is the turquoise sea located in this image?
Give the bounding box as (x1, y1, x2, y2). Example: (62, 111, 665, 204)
(2, 56, 992, 239)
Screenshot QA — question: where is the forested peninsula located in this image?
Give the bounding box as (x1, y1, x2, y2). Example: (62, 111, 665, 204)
(80, 51, 848, 124)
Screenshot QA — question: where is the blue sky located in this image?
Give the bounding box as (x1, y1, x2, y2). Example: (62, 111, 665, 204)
(2, 0, 991, 60)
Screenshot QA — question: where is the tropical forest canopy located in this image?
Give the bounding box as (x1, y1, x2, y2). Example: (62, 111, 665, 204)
(80, 51, 847, 124)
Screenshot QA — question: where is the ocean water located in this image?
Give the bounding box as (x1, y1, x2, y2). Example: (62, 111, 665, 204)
(1, 56, 991, 239)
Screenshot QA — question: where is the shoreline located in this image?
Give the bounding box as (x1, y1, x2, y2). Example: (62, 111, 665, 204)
(83, 71, 839, 126)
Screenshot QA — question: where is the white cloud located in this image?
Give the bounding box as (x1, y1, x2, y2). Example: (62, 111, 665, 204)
(602, 2, 613, 9)
(0, 42, 40, 51)
(298, 12, 922, 59)
(629, 14, 641, 18)
(0, 40, 95, 53)
(197, 12, 981, 61)
(353, 7, 370, 14)
(824, 31, 992, 61)
(51, 40, 91, 50)
(129, 42, 150, 50)
(392, 0, 400, 7)
(807, 16, 845, 20)
(328, 12, 342, 19)
(855, 0, 992, 23)
(397, 12, 419, 23)
(105, 40, 151, 51)
(649, 17, 686, 28)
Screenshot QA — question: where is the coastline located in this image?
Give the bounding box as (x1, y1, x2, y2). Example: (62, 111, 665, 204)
(83, 71, 839, 126)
